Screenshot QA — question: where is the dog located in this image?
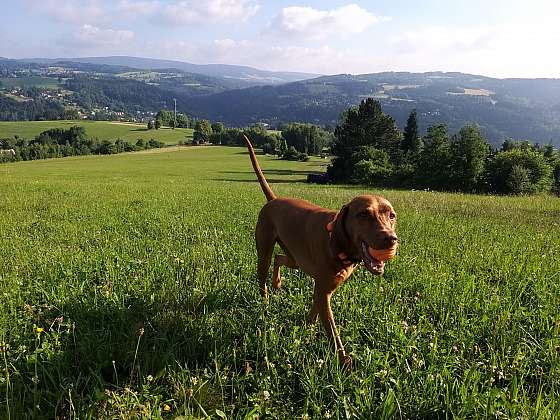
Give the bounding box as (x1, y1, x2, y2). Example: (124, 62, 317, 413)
(243, 135, 398, 366)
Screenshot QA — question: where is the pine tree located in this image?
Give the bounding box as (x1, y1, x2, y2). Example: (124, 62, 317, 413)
(402, 109, 422, 154)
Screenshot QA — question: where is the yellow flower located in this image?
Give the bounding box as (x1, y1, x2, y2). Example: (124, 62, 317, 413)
(35, 327, 44, 334)
(163, 404, 171, 412)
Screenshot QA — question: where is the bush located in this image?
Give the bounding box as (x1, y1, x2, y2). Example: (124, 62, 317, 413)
(487, 148, 553, 194)
(282, 146, 308, 161)
(262, 143, 276, 155)
(148, 139, 165, 149)
(506, 165, 532, 194)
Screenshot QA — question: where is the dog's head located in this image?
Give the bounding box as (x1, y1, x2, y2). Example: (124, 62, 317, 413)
(332, 195, 398, 275)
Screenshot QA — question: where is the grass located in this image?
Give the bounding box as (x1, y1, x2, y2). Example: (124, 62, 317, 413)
(0, 120, 193, 145)
(0, 147, 559, 418)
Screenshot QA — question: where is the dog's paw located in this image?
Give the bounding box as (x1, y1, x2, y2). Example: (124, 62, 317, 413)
(339, 353, 353, 369)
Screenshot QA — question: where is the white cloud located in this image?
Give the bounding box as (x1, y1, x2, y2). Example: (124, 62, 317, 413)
(388, 23, 560, 78)
(60, 25, 135, 51)
(116, 0, 159, 17)
(148, 38, 368, 74)
(155, 0, 260, 25)
(268, 4, 388, 40)
(23, 0, 108, 24)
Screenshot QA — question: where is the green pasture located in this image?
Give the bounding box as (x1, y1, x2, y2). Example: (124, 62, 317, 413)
(0, 147, 559, 418)
(0, 120, 193, 145)
(0, 77, 62, 89)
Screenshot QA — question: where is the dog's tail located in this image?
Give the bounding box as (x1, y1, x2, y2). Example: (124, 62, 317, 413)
(243, 134, 276, 201)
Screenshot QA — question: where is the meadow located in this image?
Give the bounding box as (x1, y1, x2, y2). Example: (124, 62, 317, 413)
(0, 77, 63, 89)
(0, 120, 193, 145)
(0, 147, 559, 418)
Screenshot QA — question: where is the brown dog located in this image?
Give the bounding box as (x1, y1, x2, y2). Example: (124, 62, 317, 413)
(244, 135, 398, 366)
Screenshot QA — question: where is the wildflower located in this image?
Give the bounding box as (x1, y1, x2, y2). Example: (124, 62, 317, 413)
(452, 345, 459, 353)
(402, 320, 409, 333)
(163, 404, 171, 412)
(137, 327, 145, 336)
(244, 361, 253, 374)
(317, 359, 324, 368)
(260, 390, 270, 401)
(35, 326, 44, 334)
(146, 375, 154, 382)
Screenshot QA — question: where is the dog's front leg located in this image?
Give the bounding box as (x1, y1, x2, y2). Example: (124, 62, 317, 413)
(313, 283, 352, 367)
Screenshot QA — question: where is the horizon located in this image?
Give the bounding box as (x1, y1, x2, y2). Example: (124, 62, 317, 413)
(2, 1, 560, 79)
(4, 55, 560, 81)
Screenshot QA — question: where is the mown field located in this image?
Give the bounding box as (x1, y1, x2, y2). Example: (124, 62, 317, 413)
(0, 120, 193, 145)
(0, 147, 559, 418)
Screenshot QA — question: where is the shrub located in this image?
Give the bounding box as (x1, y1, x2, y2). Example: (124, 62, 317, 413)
(282, 146, 308, 161)
(487, 148, 553, 194)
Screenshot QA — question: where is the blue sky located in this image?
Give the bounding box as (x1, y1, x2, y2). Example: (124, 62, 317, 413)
(2, 0, 560, 78)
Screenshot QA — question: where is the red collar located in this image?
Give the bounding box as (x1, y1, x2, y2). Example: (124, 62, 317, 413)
(327, 213, 355, 266)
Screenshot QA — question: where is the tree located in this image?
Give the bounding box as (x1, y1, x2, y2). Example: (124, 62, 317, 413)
(155, 109, 173, 126)
(350, 146, 393, 185)
(450, 125, 491, 191)
(328, 99, 402, 182)
(281, 123, 332, 155)
(147, 120, 154, 130)
(243, 124, 273, 147)
(212, 122, 225, 134)
(487, 148, 553, 194)
(154, 119, 161, 130)
(402, 109, 422, 154)
(193, 120, 212, 144)
(416, 124, 452, 189)
(176, 113, 189, 128)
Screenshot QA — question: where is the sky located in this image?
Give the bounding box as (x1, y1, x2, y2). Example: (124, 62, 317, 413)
(2, 0, 560, 78)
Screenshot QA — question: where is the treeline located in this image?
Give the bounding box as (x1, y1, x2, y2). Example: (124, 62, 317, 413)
(0, 95, 65, 121)
(0, 126, 165, 163)
(199, 120, 333, 161)
(65, 77, 171, 114)
(328, 99, 560, 195)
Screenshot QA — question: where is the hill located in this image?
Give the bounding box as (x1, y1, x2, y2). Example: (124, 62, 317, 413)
(2, 57, 560, 146)
(181, 72, 560, 146)
(9, 56, 319, 86)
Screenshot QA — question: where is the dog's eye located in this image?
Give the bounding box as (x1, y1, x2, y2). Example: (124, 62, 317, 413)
(389, 212, 396, 220)
(357, 211, 370, 219)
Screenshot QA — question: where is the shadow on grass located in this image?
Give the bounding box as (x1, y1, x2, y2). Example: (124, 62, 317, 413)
(221, 169, 323, 176)
(211, 178, 306, 184)
(8, 285, 258, 417)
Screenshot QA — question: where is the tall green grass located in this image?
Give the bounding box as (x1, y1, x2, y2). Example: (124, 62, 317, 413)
(0, 147, 558, 418)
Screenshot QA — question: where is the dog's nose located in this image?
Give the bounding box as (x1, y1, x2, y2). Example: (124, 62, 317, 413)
(384, 233, 398, 246)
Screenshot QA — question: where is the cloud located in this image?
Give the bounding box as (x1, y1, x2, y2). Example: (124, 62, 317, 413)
(155, 0, 260, 25)
(116, 0, 159, 17)
(23, 0, 259, 26)
(268, 4, 388, 40)
(387, 23, 560, 77)
(60, 25, 135, 50)
(23, 0, 108, 24)
(148, 38, 369, 74)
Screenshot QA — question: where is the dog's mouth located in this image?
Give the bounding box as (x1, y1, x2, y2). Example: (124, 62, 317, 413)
(361, 242, 385, 275)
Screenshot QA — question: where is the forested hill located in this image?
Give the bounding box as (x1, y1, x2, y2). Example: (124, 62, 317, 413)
(2, 57, 560, 146)
(181, 72, 560, 146)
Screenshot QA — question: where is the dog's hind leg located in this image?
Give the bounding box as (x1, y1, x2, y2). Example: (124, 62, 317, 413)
(255, 219, 276, 299)
(272, 254, 298, 290)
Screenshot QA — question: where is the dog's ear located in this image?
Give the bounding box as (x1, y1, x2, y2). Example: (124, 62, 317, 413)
(332, 204, 350, 247)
